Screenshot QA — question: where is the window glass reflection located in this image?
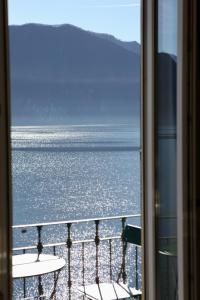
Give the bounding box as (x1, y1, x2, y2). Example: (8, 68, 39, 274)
(156, 0, 177, 299)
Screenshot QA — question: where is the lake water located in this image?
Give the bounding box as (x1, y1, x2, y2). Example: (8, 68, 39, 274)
(11, 124, 141, 299)
(12, 124, 141, 225)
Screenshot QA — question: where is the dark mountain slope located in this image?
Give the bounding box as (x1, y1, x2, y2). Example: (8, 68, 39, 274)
(9, 24, 141, 125)
(10, 24, 140, 80)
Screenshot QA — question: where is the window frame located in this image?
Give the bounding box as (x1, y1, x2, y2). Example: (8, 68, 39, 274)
(177, 0, 190, 299)
(0, 1, 12, 299)
(142, 0, 199, 300)
(142, 0, 157, 299)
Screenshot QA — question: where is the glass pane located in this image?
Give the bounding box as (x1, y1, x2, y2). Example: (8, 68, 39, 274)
(156, 0, 177, 299)
(8, 1, 142, 299)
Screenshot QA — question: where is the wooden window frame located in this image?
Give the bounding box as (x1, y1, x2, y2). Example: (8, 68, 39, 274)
(0, 1, 12, 299)
(142, 0, 199, 299)
(142, 0, 156, 299)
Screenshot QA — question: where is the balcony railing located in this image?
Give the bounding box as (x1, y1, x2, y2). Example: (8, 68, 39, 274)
(12, 214, 141, 300)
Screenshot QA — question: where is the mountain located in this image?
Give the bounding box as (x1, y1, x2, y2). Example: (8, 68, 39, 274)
(9, 24, 141, 125)
(87, 31, 140, 54)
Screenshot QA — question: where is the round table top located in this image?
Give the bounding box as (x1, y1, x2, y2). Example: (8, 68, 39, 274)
(13, 254, 66, 278)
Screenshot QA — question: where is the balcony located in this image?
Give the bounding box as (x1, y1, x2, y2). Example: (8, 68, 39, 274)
(13, 214, 141, 300)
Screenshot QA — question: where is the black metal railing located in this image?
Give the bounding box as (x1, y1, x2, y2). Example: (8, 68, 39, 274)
(12, 214, 141, 300)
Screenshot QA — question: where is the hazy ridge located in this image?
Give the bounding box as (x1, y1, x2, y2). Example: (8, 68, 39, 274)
(9, 24, 140, 125)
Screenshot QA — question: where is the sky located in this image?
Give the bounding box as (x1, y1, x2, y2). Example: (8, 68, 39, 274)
(8, 0, 141, 42)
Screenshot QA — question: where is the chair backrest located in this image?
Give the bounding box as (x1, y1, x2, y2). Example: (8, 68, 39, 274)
(124, 225, 141, 246)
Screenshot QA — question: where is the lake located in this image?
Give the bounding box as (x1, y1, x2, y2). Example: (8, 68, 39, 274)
(12, 124, 141, 225)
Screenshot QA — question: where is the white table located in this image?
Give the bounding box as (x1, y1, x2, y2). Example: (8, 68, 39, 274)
(12, 254, 66, 279)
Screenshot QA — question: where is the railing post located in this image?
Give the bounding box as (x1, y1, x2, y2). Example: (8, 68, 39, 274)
(82, 242, 85, 286)
(82, 242, 86, 300)
(66, 223, 72, 300)
(117, 217, 127, 284)
(135, 246, 139, 290)
(38, 275, 43, 297)
(53, 245, 56, 256)
(36, 226, 43, 262)
(23, 249, 26, 298)
(94, 220, 104, 300)
(50, 270, 60, 300)
(121, 217, 127, 284)
(109, 239, 113, 281)
(95, 220, 100, 285)
(53, 246, 56, 299)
